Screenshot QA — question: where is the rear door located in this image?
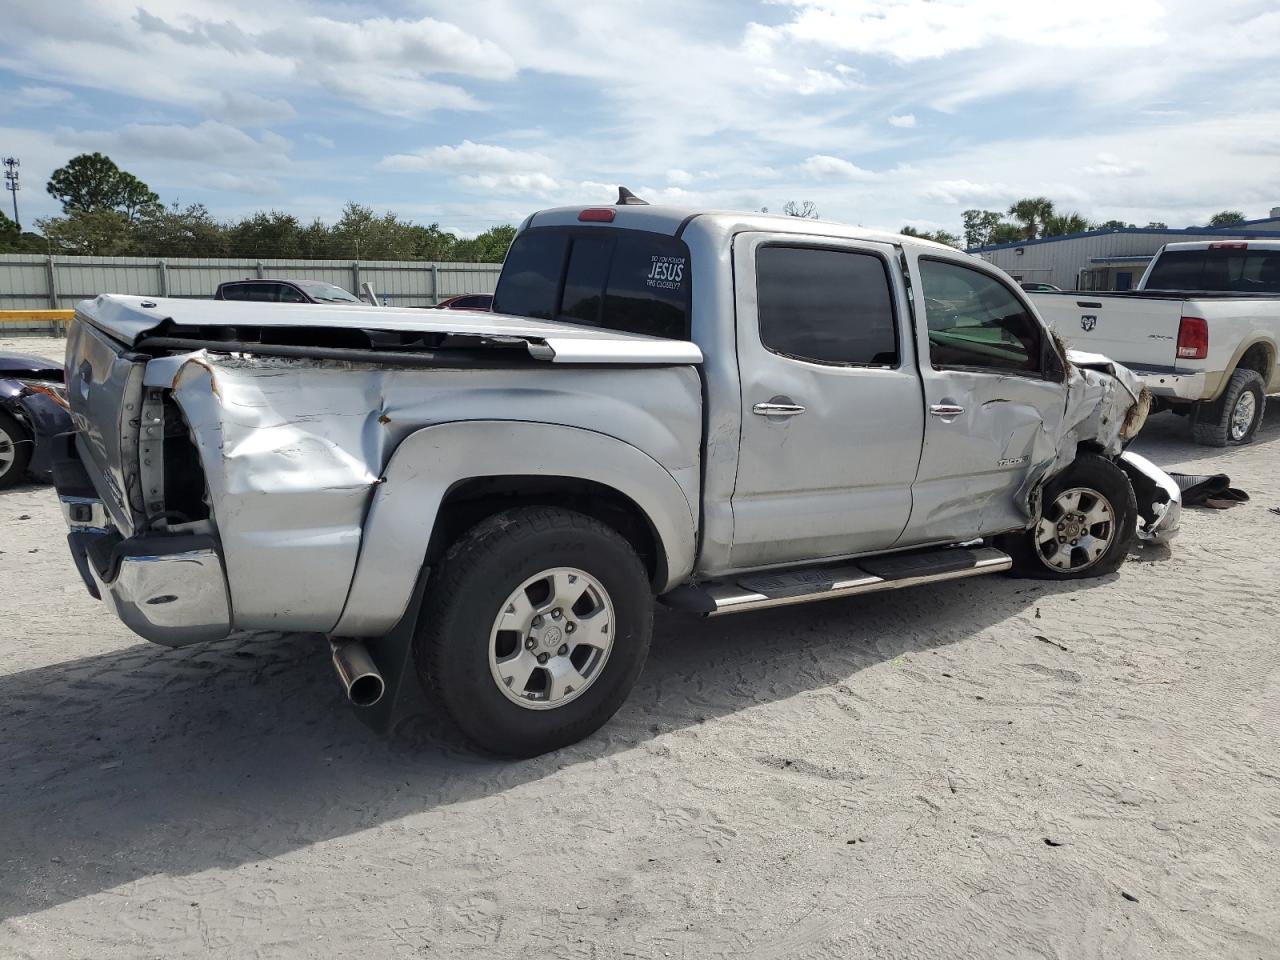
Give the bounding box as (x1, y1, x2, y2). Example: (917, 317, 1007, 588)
(902, 255, 1069, 543)
(729, 234, 925, 568)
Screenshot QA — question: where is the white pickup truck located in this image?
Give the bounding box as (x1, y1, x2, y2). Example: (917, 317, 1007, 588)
(1030, 239, 1280, 445)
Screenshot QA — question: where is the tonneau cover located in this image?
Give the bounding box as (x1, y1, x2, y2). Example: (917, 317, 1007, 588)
(75, 295, 704, 366)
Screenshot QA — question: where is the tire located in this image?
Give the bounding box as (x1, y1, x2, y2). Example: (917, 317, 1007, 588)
(0, 410, 33, 490)
(1002, 453, 1138, 580)
(414, 506, 653, 757)
(1191, 368, 1265, 446)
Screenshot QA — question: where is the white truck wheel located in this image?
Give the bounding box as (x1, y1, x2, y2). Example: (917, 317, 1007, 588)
(1192, 368, 1266, 447)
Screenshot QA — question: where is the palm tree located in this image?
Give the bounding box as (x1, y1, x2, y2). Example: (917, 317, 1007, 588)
(1007, 197, 1055, 240)
(1042, 212, 1090, 237)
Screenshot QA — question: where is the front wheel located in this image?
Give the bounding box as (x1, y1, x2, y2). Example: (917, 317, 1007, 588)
(1002, 453, 1138, 580)
(414, 506, 653, 757)
(0, 411, 33, 490)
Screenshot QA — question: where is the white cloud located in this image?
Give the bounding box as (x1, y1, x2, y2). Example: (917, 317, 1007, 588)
(666, 169, 693, 185)
(802, 155, 878, 181)
(919, 179, 1017, 206)
(15, 85, 75, 108)
(207, 91, 295, 125)
(457, 172, 562, 195)
(770, 0, 1167, 61)
(206, 172, 281, 195)
(888, 113, 917, 128)
(380, 140, 554, 174)
(1082, 153, 1146, 177)
(56, 120, 291, 167)
(304, 133, 335, 150)
(278, 16, 516, 82)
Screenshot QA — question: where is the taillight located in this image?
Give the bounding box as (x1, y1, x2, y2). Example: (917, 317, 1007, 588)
(578, 208, 615, 222)
(1177, 316, 1208, 359)
(1208, 241, 1247, 250)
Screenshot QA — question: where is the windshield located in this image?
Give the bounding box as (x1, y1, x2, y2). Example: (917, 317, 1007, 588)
(1145, 248, 1280, 292)
(296, 281, 361, 302)
(493, 227, 691, 339)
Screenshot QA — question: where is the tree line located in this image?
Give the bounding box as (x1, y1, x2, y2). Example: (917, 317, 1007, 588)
(0, 153, 516, 262)
(0, 153, 1257, 258)
(906, 199, 1249, 250)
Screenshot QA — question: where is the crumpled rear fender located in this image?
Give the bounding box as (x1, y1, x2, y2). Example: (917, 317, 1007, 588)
(332, 420, 699, 637)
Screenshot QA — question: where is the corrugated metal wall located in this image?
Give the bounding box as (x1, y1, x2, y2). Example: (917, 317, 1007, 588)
(0, 255, 502, 310)
(972, 230, 1272, 290)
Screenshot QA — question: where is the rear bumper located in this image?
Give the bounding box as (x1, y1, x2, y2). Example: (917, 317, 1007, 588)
(55, 441, 231, 647)
(1135, 369, 1205, 401)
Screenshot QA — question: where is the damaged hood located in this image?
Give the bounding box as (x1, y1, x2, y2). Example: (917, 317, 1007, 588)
(75, 295, 703, 366)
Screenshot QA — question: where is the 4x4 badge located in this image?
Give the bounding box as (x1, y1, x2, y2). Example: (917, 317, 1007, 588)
(1081, 314, 1098, 331)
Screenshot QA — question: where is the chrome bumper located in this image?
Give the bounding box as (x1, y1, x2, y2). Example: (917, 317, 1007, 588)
(59, 494, 232, 647)
(1136, 370, 1204, 401)
(1118, 451, 1182, 544)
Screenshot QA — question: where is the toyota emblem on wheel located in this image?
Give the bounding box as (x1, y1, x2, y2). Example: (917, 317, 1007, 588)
(1081, 314, 1097, 331)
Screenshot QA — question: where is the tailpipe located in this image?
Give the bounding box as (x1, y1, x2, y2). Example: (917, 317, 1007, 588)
(330, 639, 385, 707)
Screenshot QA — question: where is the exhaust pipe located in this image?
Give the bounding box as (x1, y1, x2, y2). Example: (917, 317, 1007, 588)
(330, 639, 385, 707)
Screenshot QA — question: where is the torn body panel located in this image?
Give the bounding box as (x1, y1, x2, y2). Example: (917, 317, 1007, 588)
(1007, 350, 1152, 523)
(161, 351, 703, 633)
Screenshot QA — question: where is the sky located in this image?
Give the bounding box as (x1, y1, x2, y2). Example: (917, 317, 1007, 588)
(1, 0, 1279, 239)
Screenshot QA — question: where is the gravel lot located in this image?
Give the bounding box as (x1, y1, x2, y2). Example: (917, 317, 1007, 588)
(1, 335, 1278, 959)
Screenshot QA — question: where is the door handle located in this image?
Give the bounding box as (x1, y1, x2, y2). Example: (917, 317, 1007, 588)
(753, 399, 807, 417)
(929, 403, 965, 418)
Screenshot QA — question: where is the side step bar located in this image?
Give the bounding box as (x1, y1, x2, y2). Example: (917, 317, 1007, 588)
(661, 546, 1011, 616)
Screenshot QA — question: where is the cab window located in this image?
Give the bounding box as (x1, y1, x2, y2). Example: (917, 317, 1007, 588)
(494, 228, 691, 339)
(755, 246, 898, 366)
(919, 260, 1043, 374)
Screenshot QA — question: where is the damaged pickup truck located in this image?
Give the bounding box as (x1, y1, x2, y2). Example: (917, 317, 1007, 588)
(54, 200, 1180, 756)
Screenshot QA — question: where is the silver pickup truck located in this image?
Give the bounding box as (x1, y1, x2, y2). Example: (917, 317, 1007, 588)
(53, 199, 1180, 756)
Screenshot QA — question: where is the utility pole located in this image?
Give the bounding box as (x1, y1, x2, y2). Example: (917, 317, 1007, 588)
(3, 157, 19, 229)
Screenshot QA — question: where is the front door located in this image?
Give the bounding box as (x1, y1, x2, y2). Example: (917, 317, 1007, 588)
(729, 234, 925, 569)
(902, 254, 1069, 543)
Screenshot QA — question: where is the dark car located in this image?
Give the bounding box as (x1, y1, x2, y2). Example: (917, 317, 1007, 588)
(435, 294, 493, 311)
(215, 279, 364, 304)
(0, 352, 73, 489)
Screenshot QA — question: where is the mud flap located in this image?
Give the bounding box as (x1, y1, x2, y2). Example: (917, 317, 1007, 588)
(351, 565, 431, 734)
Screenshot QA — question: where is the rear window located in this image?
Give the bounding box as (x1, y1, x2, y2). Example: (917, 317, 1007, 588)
(493, 227, 691, 339)
(756, 246, 898, 366)
(220, 282, 284, 302)
(1145, 248, 1280, 292)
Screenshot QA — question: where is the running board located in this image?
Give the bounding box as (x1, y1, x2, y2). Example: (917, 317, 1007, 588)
(661, 546, 1012, 616)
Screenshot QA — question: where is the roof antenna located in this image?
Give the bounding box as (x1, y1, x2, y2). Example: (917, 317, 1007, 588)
(616, 186, 649, 206)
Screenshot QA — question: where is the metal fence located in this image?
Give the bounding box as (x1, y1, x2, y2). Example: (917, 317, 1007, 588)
(0, 254, 503, 312)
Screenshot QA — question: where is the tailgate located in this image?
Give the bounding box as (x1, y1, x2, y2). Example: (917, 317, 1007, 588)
(1032, 293, 1184, 370)
(65, 315, 146, 533)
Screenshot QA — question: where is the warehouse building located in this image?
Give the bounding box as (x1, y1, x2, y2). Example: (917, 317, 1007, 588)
(969, 209, 1280, 290)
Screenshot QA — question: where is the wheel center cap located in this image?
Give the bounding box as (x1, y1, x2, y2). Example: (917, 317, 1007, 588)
(542, 626, 563, 649)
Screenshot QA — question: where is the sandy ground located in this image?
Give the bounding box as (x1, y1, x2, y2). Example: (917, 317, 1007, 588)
(1, 335, 1278, 959)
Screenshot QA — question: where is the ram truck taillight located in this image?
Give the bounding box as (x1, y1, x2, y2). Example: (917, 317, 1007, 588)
(1176, 316, 1208, 360)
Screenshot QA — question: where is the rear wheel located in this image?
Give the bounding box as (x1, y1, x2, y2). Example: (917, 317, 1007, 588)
(0, 411, 32, 490)
(414, 506, 653, 757)
(1003, 453, 1137, 580)
(1192, 368, 1265, 446)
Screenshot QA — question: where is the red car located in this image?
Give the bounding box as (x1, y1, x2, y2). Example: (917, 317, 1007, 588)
(434, 294, 493, 311)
